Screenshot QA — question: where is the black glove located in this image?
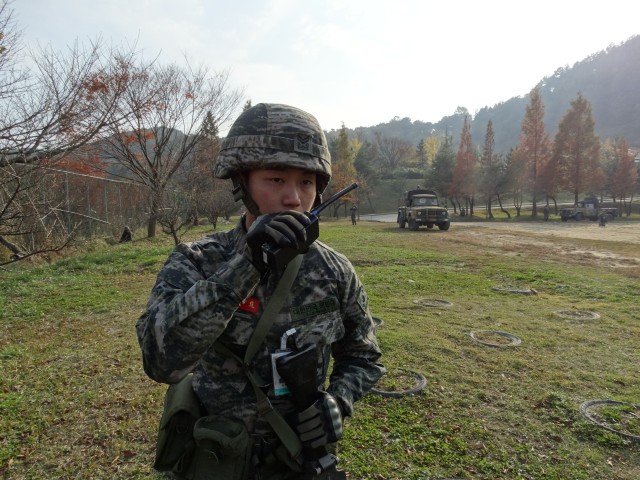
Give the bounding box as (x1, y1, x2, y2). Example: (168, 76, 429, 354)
(245, 211, 313, 271)
(295, 392, 343, 449)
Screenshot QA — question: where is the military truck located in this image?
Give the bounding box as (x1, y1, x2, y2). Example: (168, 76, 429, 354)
(560, 196, 618, 222)
(397, 188, 450, 231)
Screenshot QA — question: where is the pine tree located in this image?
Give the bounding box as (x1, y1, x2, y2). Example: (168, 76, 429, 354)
(427, 134, 455, 209)
(479, 120, 499, 218)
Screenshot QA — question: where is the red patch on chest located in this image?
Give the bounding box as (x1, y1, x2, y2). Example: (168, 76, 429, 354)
(238, 297, 260, 313)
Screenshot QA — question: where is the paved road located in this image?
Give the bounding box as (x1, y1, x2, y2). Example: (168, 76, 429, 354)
(361, 213, 397, 223)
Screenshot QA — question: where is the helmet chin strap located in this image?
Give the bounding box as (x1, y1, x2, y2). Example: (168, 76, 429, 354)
(231, 176, 261, 217)
(313, 193, 322, 210)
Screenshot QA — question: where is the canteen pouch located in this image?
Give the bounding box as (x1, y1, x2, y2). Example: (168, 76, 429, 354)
(190, 415, 253, 480)
(153, 374, 203, 476)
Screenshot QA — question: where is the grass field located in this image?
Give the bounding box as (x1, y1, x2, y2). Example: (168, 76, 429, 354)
(1, 219, 639, 479)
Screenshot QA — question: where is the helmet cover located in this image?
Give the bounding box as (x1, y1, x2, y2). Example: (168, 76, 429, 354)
(215, 103, 331, 193)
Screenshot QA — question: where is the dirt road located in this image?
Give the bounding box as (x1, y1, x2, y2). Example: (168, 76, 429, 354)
(456, 220, 640, 244)
(363, 214, 640, 271)
(450, 220, 640, 271)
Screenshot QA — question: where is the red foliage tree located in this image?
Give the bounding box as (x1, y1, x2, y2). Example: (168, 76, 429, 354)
(609, 137, 638, 216)
(519, 87, 552, 216)
(552, 93, 602, 203)
(449, 115, 476, 214)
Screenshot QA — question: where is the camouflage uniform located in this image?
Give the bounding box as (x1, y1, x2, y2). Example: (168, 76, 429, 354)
(136, 103, 384, 477)
(136, 221, 383, 424)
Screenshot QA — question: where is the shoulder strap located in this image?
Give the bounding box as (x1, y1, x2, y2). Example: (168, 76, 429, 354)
(244, 253, 303, 364)
(214, 255, 304, 462)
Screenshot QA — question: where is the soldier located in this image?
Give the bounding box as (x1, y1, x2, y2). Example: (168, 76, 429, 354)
(119, 225, 133, 243)
(350, 204, 357, 225)
(136, 103, 384, 479)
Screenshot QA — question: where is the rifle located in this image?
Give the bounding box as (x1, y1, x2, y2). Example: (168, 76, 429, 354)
(276, 344, 347, 479)
(262, 183, 358, 271)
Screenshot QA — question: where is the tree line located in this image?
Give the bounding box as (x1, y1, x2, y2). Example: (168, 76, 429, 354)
(324, 88, 638, 220)
(2, 0, 638, 266)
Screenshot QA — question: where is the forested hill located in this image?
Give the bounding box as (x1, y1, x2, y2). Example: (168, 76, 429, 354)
(328, 35, 640, 154)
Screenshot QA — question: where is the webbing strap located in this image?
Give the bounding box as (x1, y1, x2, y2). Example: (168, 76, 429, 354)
(214, 255, 304, 462)
(244, 254, 302, 364)
(214, 341, 303, 463)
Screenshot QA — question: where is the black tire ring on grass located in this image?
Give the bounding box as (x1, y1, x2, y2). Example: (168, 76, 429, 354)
(554, 310, 600, 320)
(413, 298, 453, 308)
(579, 400, 640, 443)
(370, 367, 427, 398)
(468, 330, 522, 347)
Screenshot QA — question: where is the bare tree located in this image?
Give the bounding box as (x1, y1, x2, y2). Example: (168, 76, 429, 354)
(203, 178, 236, 230)
(156, 182, 192, 245)
(0, 0, 145, 265)
(372, 131, 414, 173)
(100, 61, 242, 237)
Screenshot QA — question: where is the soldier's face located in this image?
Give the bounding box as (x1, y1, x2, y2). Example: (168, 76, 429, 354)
(245, 167, 317, 219)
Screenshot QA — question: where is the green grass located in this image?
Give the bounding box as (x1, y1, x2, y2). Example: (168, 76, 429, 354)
(1, 220, 639, 479)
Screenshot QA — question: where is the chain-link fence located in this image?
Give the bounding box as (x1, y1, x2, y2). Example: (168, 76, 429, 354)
(41, 167, 148, 241)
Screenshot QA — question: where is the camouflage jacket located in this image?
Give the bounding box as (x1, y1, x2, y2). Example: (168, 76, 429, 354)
(136, 220, 384, 432)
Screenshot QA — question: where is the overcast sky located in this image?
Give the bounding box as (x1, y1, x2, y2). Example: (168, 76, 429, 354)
(12, 0, 640, 134)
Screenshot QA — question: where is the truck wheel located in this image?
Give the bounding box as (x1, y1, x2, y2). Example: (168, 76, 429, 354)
(397, 212, 406, 228)
(408, 219, 418, 230)
(438, 221, 450, 231)
(575, 212, 583, 221)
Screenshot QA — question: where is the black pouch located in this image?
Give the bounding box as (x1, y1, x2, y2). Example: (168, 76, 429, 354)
(190, 415, 253, 480)
(153, 374, 203, 476)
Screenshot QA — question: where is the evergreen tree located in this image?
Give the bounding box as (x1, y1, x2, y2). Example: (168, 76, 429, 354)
(479, 120, 500, 218)
(416, 138, 429, 171)
(426, 134, 455, 208)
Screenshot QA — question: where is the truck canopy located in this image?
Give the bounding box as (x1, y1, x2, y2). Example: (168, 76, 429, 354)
(403, 189, 439, 207)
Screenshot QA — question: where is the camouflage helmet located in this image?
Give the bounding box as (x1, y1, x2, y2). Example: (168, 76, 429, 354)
(215, 103, 332, 194)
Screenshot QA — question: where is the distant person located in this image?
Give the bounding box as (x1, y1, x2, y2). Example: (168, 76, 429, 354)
(543, 205, 550, 221)
(350, 204, 358, 225)
(599, 212, 607, 227)
(119, 226, 132, 243)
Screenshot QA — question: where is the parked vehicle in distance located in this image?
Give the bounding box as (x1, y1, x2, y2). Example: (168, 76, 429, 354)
(397, 188, 450, 231)
(560, 196, 618, 222)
